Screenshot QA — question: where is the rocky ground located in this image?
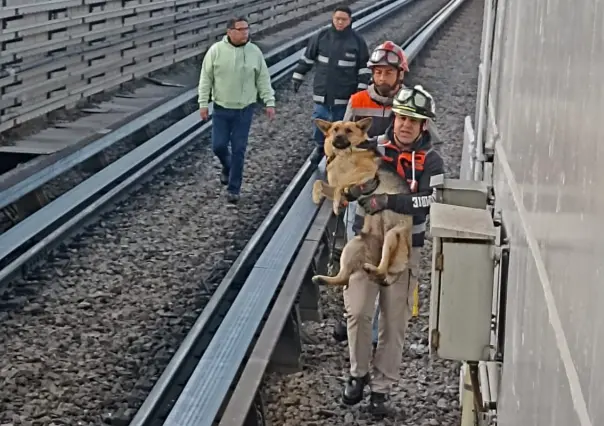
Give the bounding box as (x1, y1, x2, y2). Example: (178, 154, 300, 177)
(0, 0, 453, 425)
(262, 0, 485, 425)
(0, 0, 369, 233)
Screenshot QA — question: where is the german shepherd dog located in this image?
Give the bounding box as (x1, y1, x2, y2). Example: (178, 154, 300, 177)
(310, 117, 413, 286)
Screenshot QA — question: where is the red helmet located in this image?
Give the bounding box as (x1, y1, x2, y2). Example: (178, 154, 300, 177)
(367, 41, 409, 72)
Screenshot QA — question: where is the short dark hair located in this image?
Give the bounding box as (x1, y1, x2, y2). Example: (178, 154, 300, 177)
(333, 5, 352, 16)
(226, 16, 248, 30)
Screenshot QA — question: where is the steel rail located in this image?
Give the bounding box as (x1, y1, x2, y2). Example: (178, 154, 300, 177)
(150, 1, 470, 425)
(0, 0, 421, 289)
(0, 0, 397, 211)
(126, 1, 423, 424)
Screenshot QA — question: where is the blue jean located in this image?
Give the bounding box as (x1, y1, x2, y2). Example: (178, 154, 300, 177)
(311, 103, 347, 153)
(211, 103, 255, 195)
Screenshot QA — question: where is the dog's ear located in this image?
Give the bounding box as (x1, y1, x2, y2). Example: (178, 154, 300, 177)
(314, 119, 332, 135)
(356, 117, 373, 134)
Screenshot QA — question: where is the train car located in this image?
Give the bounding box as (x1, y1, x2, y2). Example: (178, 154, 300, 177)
(439, 0, 603, 425)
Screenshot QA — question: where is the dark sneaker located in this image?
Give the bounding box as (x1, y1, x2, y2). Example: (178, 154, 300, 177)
(369, 392, 389, 417)
(342, 373, 370, 406)
(226, 193, 240, 204)
(333, 320, 348, 342)
(220, 170, 229, 185)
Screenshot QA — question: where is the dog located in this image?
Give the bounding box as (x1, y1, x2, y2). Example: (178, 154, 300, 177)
(311, 117, 378, 216)
(310, 118, 413, 286)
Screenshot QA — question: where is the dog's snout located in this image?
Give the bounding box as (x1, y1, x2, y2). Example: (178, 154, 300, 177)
(332, 135, 351, 149)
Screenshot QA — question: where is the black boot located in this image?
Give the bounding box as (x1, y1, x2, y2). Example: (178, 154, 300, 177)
(333, 320, 348, 342)
(341, 373, 370, 406)
(369, 392, 389, 416)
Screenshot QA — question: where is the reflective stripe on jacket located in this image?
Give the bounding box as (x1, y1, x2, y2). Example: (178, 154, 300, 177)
(343, 85, 393, 137)
(292, 26, 370, 106)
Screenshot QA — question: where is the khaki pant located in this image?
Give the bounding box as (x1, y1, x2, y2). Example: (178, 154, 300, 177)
(343, 247, 421, 394)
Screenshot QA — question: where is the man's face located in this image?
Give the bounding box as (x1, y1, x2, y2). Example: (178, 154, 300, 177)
(394, 114, 423, 145)
(332, 11, 351, 31)
(372, 66, 401, 95)
(227, 20, 250, 45)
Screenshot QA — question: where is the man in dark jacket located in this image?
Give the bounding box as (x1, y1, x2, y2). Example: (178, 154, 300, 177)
(291, 5, 370, 165)
(339, 85, 445, 416)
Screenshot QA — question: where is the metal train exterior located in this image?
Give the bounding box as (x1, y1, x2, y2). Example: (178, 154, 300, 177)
(456, 0, 603, 424)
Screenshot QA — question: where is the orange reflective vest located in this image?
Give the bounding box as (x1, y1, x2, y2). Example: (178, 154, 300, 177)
(379, 140, 432, 193)
(347, 89, 392, 138)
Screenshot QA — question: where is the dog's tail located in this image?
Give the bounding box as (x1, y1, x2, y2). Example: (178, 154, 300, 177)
(312, 260, 354, 286)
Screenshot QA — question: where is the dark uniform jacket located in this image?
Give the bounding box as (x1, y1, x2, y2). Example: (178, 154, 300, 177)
(292, 25, 370, 107)
(352, 128, 445, 247)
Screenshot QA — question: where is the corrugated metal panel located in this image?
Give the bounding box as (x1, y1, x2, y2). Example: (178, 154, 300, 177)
(489, 0, 604, 424)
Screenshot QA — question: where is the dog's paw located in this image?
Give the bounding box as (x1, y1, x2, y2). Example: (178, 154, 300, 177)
(379, 275, 397, 287)
(312, 190, 323, 204)
(363, 263, 379, 274)
(332, 204, 340, 216)
(312, 181, 324, 204)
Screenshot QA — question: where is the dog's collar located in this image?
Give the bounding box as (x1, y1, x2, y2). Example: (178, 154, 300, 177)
(356, 138, 378, 151)
(359, 176, 380, 195)
(325, 138, 378, 166)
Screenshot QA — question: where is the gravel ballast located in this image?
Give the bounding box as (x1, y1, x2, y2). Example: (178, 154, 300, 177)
(0, 0, 453, 425)
(262, 0, 485, 425)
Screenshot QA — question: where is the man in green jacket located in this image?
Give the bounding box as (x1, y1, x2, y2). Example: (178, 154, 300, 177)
(198, 17, 276, 204)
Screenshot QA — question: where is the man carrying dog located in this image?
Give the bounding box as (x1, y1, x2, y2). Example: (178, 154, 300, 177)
(332, 41, 409, 346)
(333, 41, 442, 348)
(340, 85, 445, 415)
(198, 16, 276, 204)
(291, 5, 370, 166)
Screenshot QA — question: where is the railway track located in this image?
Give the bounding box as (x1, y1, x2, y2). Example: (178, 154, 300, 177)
(0, 0, 404, 235)
(0, 0, 458, 425)
(0, 0, 425, 288)
(130, 1, 478, 425)
(263, 0, 484, 424)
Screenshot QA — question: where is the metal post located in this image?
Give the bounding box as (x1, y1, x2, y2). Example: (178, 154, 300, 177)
(298, 260, 322, 322)
(268, 305, 302, 374)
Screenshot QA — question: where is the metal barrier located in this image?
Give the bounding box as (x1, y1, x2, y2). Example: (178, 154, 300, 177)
(148, 1, 470, 424)
(0, 0, 405, 291)
(0, 0, 396, 212)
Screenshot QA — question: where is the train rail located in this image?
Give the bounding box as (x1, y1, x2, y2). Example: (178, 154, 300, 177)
(0, 0, 455, 425)
(127, 0, 471, 425)
(0, 0, 420, 291)
(0, 0, 406, 226)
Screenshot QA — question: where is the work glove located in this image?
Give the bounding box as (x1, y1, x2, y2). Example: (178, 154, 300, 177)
(292, 79, 302, 93)
(358, 194, 389, 215)
(344, 178, 380, 202)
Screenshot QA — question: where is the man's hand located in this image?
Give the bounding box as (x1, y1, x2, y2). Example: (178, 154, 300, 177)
(358, 194, 389, 215)
(266, 107, 276, 120)
(292, 80, 302, 93)
(200, 107, 209, 120)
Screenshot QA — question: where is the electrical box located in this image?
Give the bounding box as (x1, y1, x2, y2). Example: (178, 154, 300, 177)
(429, 202, 497, 362)
(430, 175, 490, 209)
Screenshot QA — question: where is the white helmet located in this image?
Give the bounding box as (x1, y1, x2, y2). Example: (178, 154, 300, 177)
(392, 85, 436, 120)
